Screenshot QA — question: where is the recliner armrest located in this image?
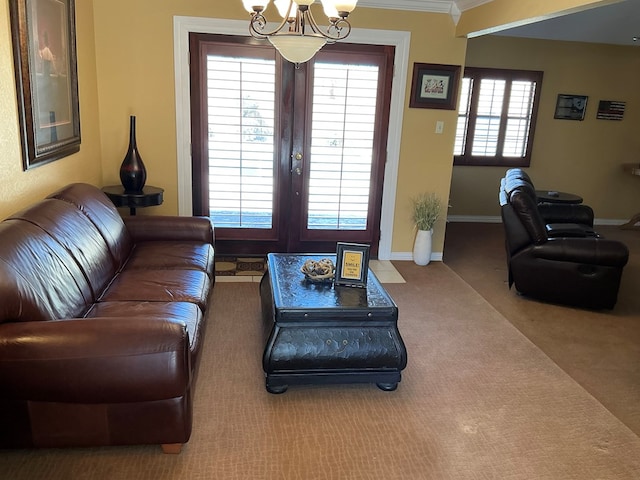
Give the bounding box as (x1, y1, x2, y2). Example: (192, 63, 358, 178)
(0, 317, 190, 403)
(124, 215, 214, 243)
(530, 237, 629, 268)
(538, 203, 594, 227)
(546, 223, 598, 238)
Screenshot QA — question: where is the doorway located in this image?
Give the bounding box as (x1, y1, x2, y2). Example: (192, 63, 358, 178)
(189, 34, 394, 257)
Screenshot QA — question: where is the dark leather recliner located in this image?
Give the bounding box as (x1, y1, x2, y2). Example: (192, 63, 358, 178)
(503, 168, 597, 236)
(499, 171, 629, 309)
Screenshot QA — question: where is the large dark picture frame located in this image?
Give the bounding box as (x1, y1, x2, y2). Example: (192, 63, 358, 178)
(409, 63, 461, 110)
(9, 0, 81, 170)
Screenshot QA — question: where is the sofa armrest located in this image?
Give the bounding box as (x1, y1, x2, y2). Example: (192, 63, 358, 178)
(530, 238, 629, 267)
(123, 215, 214, 244)
(0, 317, 190, 403)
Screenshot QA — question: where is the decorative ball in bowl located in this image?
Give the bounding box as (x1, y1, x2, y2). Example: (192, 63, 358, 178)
(300, 258, 335, 283)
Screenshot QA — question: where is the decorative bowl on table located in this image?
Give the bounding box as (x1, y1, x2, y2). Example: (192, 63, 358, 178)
(300, 258, 335, 283)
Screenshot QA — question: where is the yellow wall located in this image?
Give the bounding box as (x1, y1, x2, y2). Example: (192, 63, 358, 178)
(0, 0, 102, 220)
(449, 35, 640, 221)
(90, 1, 467, 254)
(2, 1, 632, 255)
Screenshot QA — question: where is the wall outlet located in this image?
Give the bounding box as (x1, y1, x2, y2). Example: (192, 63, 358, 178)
(435, 121, 444, 134)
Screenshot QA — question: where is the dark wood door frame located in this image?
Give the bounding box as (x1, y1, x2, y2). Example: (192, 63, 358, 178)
(189, 34, 394, 258)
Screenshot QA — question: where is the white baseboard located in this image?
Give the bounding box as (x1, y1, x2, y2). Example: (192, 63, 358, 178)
(446, 214, 629, 226)
(447, 215, 501, 223)
(389, 215, 631, 260)
(390, 252, 443, 262)
(593, 218, 630, 226)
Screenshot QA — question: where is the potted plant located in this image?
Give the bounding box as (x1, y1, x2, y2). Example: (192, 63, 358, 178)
(411, 192, 442, 265)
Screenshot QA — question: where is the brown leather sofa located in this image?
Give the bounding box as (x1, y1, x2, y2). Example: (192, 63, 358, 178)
(0, 183, 215, 453)
(499, 170, 628, 309)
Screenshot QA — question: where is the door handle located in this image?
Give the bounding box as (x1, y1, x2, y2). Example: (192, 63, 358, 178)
(292, 152, 303, 176)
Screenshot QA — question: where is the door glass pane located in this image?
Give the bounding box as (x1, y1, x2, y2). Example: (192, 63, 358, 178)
(307, 62, 379, 230)
(206, 55, 276, 228)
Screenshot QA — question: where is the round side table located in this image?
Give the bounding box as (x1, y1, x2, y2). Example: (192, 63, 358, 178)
(102, 185, 164, 215)
(535, 190, 583, 204)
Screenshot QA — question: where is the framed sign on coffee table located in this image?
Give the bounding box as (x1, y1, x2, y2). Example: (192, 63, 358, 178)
(335, 242, 370, 288)
(9, 0, 81, 170)
(409, 63, 461, 110)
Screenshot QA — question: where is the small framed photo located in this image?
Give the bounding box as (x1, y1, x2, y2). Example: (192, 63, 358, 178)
(554, 94, 588, 121)
(409, 63, 461, 110)
(335, 242, 370, 288)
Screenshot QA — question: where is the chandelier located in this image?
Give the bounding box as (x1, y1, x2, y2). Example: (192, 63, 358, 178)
(241, 0, 358, 64)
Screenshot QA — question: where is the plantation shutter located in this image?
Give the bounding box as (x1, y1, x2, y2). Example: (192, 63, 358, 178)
(307, 62, 380, 230)
(206, 54, 276, 229)
(454, 68, 542, 166)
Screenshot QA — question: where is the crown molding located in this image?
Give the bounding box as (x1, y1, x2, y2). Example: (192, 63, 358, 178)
(356, 0, 452, 14)
(454, 0, 495, 12)
(357, 0, 494, 13)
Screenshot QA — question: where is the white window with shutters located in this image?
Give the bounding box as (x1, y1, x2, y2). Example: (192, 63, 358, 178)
(454, 67, 543, 167)
(206, 55, 276, 229)
(307, 62, 379, 230)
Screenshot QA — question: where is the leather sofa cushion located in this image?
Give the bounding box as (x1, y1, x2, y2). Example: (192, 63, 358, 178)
(49, 183, 133, 269)
(0, 220, 92, 323)
(8, 199, 117, 299)
(124, 242, 215, 277)
(99, 269, 211, 311)
(86, 301, 204, 354)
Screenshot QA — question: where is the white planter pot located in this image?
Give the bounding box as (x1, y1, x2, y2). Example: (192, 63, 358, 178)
(413, 229, 433, 266)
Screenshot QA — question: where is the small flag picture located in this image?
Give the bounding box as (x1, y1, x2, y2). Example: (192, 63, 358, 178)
(596, 100, 626, 121)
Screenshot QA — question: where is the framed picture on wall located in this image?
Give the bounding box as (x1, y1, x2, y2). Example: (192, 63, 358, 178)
(409, 63, 461, 110)
(9, 0, 81, 170)
(596, 100, 626, 121)
(554, 94, 588, 121)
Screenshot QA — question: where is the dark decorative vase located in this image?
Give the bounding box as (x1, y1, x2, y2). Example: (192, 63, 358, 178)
(119, 115, 147, 192)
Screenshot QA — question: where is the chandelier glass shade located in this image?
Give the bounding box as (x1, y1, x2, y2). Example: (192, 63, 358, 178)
(241, 0, 358, 63)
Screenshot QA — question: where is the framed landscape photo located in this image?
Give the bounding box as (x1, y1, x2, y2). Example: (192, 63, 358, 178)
(409, 63, 461, 110)
(554, 94, 588, 121)
(9, 0, 81, 170)
(335, 242, 370, 288)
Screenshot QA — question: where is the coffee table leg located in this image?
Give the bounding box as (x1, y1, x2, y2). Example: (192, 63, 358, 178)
(266, 380, 288, 394)
(376, 382, 398, 392)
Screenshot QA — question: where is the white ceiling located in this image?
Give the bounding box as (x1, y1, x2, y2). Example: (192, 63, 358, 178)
(358, 0, 640, 47)
(494, 0, 640, 47)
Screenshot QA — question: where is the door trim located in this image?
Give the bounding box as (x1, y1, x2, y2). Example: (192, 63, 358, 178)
(173, 16, 410, 260)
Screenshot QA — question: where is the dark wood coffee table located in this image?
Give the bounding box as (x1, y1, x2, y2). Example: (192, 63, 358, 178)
(260, 253, 407, 394)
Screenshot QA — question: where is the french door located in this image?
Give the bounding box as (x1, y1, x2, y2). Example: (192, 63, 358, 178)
(190, 34, 394, 257)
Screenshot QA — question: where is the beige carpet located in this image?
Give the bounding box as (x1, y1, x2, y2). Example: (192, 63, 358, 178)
(1, 263, 640, 479)
(444, 223, 640, 437)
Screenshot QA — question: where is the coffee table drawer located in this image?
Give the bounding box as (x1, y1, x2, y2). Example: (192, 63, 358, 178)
(264, 326, 406, 371)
